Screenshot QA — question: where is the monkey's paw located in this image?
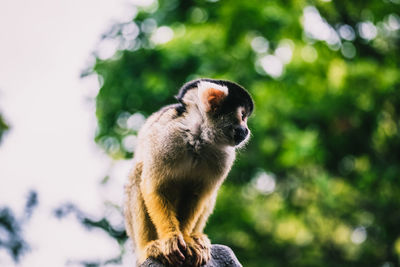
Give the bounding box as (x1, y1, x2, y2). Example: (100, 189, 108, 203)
(142, 240, 162, 262)
(184, 233, 211, 267)
(144, 233, 187, 266)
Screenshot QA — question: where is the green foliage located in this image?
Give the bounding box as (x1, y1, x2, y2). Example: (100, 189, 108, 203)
(91, 0, 400, 266)
(0, 113, 9, 144)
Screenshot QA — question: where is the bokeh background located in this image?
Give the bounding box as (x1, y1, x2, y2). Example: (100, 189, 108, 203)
(1, 0, 400, 266)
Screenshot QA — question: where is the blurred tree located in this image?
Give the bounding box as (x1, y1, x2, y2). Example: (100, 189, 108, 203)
(0, 113, 9, 144)
(88, 0, 400, 266)
(54, 203, 128, 267)
(0, 191, 37, 262)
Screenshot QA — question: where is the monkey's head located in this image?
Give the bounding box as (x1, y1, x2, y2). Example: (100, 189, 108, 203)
(176, 79, 254, 147)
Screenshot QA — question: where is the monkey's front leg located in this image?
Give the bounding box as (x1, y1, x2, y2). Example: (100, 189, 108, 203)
(180, 193, 215, 267)
(140, 181, 187, 266)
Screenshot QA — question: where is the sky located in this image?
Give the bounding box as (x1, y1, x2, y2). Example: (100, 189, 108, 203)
(0, 0, 142, 265)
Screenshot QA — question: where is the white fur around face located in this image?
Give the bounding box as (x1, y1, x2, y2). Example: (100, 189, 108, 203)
(197, 81, 228, 96)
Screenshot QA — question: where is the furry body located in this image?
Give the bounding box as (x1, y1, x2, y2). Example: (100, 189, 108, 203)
(125, 79, 253, 266)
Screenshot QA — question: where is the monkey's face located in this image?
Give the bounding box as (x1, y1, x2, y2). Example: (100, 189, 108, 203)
(211, 105, 251, 147)
(232, 106, 250, 146)
(196, 80, 254, 147)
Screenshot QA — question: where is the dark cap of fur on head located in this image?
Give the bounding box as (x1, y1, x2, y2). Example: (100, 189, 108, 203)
(175, 78, 254, 116)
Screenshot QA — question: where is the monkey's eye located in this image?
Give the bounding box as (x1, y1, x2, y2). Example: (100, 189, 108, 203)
(241, 111, 246, 121)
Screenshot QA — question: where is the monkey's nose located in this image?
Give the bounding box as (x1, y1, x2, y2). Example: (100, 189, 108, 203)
(234, 126, 249, 145)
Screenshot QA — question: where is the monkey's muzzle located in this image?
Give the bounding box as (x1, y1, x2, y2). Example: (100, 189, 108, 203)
(233, 126, 249, 145)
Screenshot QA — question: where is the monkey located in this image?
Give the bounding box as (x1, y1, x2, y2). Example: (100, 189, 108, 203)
(124, 78, 254, 266)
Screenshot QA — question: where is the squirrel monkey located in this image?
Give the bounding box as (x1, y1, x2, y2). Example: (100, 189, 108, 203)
(125, 79, 254, 266)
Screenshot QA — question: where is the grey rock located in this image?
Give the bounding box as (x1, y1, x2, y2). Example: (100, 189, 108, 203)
(139, 244, 242, 267)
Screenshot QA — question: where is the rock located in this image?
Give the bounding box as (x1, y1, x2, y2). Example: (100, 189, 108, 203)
(139, 244, 242, 267)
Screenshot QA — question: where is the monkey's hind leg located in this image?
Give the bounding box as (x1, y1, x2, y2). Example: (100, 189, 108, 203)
(133, 190, 160, 263)
(125, 163, 157, 263)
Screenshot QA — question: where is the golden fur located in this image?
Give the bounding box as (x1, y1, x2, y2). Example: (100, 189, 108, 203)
(124, 79, 252, 266)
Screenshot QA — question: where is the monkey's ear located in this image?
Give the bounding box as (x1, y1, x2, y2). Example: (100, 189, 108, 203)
(197, 81, 228, 113)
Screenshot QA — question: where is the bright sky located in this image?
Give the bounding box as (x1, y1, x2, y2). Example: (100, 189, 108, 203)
(0, 0, 138, 265)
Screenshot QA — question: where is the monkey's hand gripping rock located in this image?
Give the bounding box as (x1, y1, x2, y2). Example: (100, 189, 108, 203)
(143, 232, 187, 266)
(184, 233, 212, 266)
